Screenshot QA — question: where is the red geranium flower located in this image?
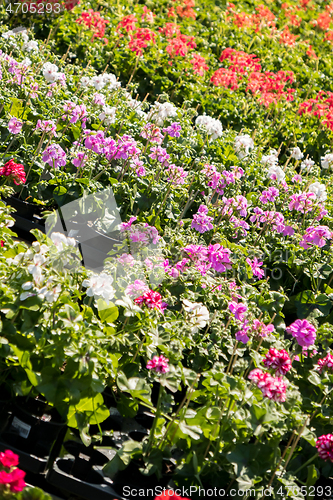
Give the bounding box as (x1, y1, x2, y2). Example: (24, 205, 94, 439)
(0, 159, 26, 185)
(0, 450, 19, 469)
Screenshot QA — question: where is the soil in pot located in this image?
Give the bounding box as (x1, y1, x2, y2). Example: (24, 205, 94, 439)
(0, 397, 65, 458)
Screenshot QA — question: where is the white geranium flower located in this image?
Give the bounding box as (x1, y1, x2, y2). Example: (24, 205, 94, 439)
(150, 102, 178, 126)
(50, 232, 76, 251)
(32, 241, 49, 254)
(42, 62, 59, 83)
(182, 299, 210, 333)
(27, 253, 46, 284)
(261, 149, 279, 168)
(5, 219, 14, 228)
(82, 272, 115, 304)
(234, 134, 254, 159)
(102, 73, 121, 90)
(21, 57, 31, 67)
(308, 182, 327, 202)
(267, 165, 285, 183)
(80, 76, 91, 87)
(321, 153, 333, 170)
(91, 75, 106, 91)
(300, 158, 315, 172)
(38, 283, 62, 302)
(196, 114, 223, 141)
(99, 106, 117, 125)
(23, 40, 38, 52)
(290, 147, 303, 160)
(2, 31, 15, 40)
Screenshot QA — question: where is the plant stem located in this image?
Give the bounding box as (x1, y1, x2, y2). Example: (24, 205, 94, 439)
(146, 383, 163, 456)
(291, 453, 317, 476)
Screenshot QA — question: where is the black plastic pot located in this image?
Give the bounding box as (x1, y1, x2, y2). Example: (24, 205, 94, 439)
(0, 387, 15, 434)
(0, 398, 65, 459)
(0, 438, 48, 474)
(6, 196, 46, 241)
(134, 408, 155, 430)
(64, 220, 123, 271)
(63, 440, 116, 467)
(89, 406, 124, 434)
(128, 430, 148, 442)
(46, 457, 122, 500)
(111, 458, 174, 496)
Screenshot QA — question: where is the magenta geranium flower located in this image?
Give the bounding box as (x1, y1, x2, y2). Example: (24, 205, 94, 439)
(285, 319, 316, 347)
(191, 205, 214, 234)
(228, 301, 247, 322)
(42, 143, 67, 168)
(208, 244, 232, 273)
(246, 257, 264, 279)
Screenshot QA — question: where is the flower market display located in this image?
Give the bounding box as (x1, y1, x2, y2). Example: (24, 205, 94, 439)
(1, 0, 333, 498)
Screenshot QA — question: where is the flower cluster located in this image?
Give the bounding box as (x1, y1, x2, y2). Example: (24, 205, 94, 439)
(263, 348, 292, 376)
(0, 159, 26, 185)
(129, 28, 156, 56)
(248, 369, 288, 402)
(76, 10, 109, 42)
(211, 48, 295, 106)
(195, 115, 223, 140)
(191, 205, 214, 233)
(134, 289, 165, 311)
(286, 319, 316, 347)
(0, 450, 26, 494)
(299, 91, 333, 132)
(316, 353, 333, 373)
(316, 434, 333, 462)
(147, 355, 170, 373)
(120, 219, 160, 246)
(82, 272, 115, 305)
(42, 143, 67, 168)
(300, 226, 332, 249)
(182, 299, 210, 333)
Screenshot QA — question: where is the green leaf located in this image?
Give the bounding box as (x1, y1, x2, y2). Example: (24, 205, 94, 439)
(97, 300, 119, 324)
(178, 422, 202, 440)
(308, 371, 322, 386)
(306, 465, 318, 488)
(67, 394, 109, 428)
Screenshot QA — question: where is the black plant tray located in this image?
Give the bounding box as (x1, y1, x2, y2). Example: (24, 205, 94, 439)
(5, 196, 123, 271)
(0, 438, 48, 475)
(3, 195, 46, 242)
(46, 457, 123, 500)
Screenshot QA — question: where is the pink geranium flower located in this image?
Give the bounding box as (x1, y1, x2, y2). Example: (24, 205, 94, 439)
(147, 355, 169, 374)
(8, 117, 23, 134)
